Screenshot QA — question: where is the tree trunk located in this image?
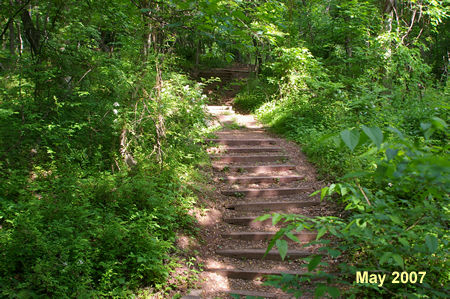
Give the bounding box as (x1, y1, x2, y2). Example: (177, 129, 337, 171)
(8, 0, 16, 54)
(8, 20, 15, 55)
(383, 0, 396, 33)
(195, 39, 200, 66)
(20, 3, 40, 55)
(17, 22, 23, 55)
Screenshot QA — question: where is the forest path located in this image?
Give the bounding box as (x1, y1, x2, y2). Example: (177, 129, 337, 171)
(182, 103, 335, 298)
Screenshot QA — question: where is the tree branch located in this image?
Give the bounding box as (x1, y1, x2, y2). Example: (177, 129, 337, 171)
(401, 8, 418, 44)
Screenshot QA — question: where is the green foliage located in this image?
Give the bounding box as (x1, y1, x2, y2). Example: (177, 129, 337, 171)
(232, 1, 448, 297)
(1, 0, 448, 297)
(234, 77, 275, 112)
(0, 67, 208, 297)
(0, 0, 211, 296)
(256, 123, 449, 297)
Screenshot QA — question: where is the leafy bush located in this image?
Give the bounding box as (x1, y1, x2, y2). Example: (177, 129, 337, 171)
(258, 122, 449, 297)
(234, 25, 448, 298)
(233, 77, 275, 112)
(0, 59, 209, 296)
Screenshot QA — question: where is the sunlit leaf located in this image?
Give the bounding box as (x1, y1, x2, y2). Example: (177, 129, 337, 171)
(276, 239, 288, 260)
(316, 227, 327, 240)
(340, 129, 360, 152)
(362, 125, 383, 148)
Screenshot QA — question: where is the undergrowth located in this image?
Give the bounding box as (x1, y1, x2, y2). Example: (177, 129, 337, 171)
(0, 60, 210, 296)
(237, 44, 449, 297)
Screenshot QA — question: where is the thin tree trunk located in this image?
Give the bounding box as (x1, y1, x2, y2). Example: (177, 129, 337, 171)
(8, 20, 15, 54)
(17, 22, 23, 54)
(8, 0, 15, 54)
(383, 0, 395, 33)
(20, 3, 40, 56)
(195, 39, 200, 66)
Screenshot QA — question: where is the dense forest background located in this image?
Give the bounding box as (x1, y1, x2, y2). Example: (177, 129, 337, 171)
(0, 0, 448, 297)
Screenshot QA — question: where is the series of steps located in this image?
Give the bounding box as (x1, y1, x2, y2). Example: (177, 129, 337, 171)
(185, 106, 323, 298)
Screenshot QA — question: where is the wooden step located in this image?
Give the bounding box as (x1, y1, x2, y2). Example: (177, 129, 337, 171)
(216, 249, 311, 260)
(206, 268, 305, 280)
(206, 139, 277, 146)
(216, 129, 266, 134)
(223, 147, 282, 153)
(226, 290, 285, 298)
(227, 200, 319, 211)
(224, 216, 274, 227)
(222, 231, 317, 242)
(225, 175, 304, 184)
(222, 187, 312, 198)
(223, 216, 313, 227)
(211, 155, 288, 163)
(213, 164, 296, 173)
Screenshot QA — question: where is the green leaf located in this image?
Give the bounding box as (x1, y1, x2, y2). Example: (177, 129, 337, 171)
(308, 255, 322, 271)
(333, 135, 342, 147)
(362, 125, 383, 148)
(314, 284, 327, 298)
(320, 187, 329, 200)
(316, 227, 327, 240)
(392, 254, 404, 268)
(310, 189, 321, 197)
(272, 213, 282, 226)
(339, 185, 349, 196)
(276, 239, 288, 260)
(431, 116, 447, 129)
(420, 122, 432, 131)
(340, 129, 360, 152)
(327, 249, 342, 258)
(398, 238, 409, 248)
(255, 214, 271, 222)
(387, 126, 404, 139)
(295, 223, 305, 232)
(341, 171, 370, 179)
(327, 286, 340, 298)
(389, 215, 402, 225)
(285, 231, 300, 243)
(425, 235, 438, 253)
(0, 108, 15, 118)
(379, 252, 391, 265)
(386, 148, 399, 161)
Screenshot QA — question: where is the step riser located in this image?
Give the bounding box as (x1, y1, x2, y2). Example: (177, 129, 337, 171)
(225, 176, 304, 184)
(222, 232, 317, 242)
(223, 148, 282, 153)
(212, 155, 288, 163)
(216, 250, 310, 261)
(222, 188, 312, 198)
(226, 291, 282, 298)
(213, 165, 296, 173)
(206, 269, 304, 280)
(216, 130, 266, 135)
(224, 217, 313, 227)
(228, 201, 319, 211)
(207, 139, 276, 146)
(223, 218, 279, 228)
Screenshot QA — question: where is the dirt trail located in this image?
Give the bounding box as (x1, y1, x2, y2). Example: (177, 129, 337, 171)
(180, 101, 340, 299)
